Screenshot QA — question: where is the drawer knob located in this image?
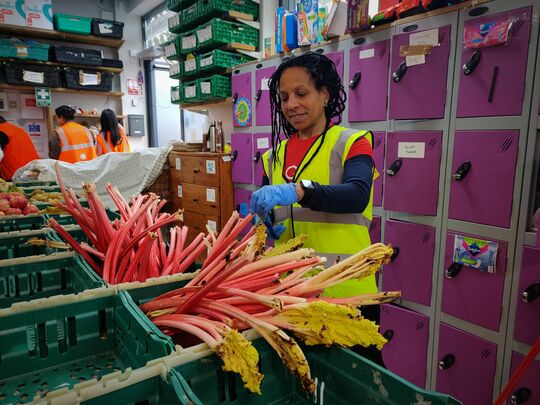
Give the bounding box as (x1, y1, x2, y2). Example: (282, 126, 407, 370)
(445, 263, 463, 279)
(383, 330, 394, 341)
(522, 283, 540, 303)
(463, 50, 481, 76)
(386, 158, 402, 177)
(392, 61, 407, 83)
(452, 161, 472, 181)
(389, 246, 400, 262)
(511, 387, 532, 404)
(438, 354, 455, 370)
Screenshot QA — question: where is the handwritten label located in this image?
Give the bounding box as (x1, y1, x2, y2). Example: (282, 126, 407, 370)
(222, 155, 232, 162)
(207, 220, 217, 233)
(171, 89, 180, 101)
(206, 188, 216, 203)
(185, 85, 196, 99)
(177, 185, 183, 198)
(169, 14, 180, 28)
(182, 35, 196, 50)
(23, 70, 44, 84)
(406, 54, 426, 67)
(206, 160, 216, 174)
(397, 142, 425, 159)
(82, 73, 99, 86)
(184, 59, 196, 72)
(170, 63, 180, 76)
(175, 157, 181, 170)
(165, 43, 176, 57)
(261, 78, 270, 91)
(200, 55, 213, 67)
(257, 137, 269, 149)
(197, 25, 212, 43)
(201, 82, 211, 94)
(16, 46, 28, 57)
(359, 48, 375, 59)
(410, 28, 439, 46)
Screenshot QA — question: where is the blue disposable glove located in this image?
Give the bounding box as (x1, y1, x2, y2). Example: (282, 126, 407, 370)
(250, 183, 298, 218)
(251, 215, 287, 240)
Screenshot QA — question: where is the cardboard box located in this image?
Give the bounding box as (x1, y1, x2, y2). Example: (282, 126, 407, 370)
(347, 0, 370, 33)
(0, 0, 26, 26)
(25, 0, 53, 30)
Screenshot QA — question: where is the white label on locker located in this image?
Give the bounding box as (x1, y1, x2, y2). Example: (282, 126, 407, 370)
(197, 26, 212, 42)
(406, 54, 425, 67)
(165, 43, 175, 57)
(206, 188, 216, 202)
(257, 137, 269, 149)
(201, 82, 211, 94)
(409, 28, 439, 46)
(182, 35, 196, 50)
(23, 70, 44, 84)
(261, 78, 270, 91)
(222, 155, 232, 162)
(206, 160, 216, 174)
(398, 142, 425, 158)
(175, 157, 181, 170)
(200, 55, 213, 67)
(177, 185, 183, 197)
(359, 48, 375, 59)
(185, 59, 196, 72)
(207, 220, 217, 233)
(185, 86, 196, 98)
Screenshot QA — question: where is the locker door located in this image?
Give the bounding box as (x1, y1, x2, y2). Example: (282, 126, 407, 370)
(369, 216, 382, 244)
(326, 50, 344, 80)
(382, 220, 435, 306)
(255, 66, 276, 127)
(372, 131, 385, 207)
(389, 23, 452, 119)
(348, 39, 390, 122)
(252, 133, 272, 187)
(231, 133, 253, 184)
(232, 71, 252, 127)
(442, 231, 507, 332)
(380, 305, 429, 388)
(234, 188, 252, 218)
(514, 246, 540, 346)
(457, 6, 532, 117)
(437, 323, 497, 405)
(448, 130, 519, 228)
(509, 352, 540, 405)
(384, 131, 442, 216)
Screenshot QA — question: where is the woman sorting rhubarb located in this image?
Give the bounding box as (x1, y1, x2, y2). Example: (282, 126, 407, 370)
(250, 52, 382, 365)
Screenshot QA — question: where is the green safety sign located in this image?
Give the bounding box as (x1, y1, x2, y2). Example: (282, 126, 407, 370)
(35, 87, 51, 107)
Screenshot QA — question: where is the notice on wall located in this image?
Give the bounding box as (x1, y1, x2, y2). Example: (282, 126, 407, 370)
(453, 235, 498, 273)
(397, 142, 425, 159)
(127, 79, 139, 96)
(20, 94, 44, 119)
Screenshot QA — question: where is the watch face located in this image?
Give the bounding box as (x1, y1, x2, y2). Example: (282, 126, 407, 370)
(301, 179, 314, 189)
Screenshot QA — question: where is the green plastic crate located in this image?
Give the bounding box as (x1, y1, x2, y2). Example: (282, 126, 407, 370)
(20, 184, 62, 194)
(171, 85, 182, 104)
(13, 180, 57, 188)
(0, 289, 174, 404)
(173, 339, 462, 405)
(0, 39, 49, 61)
(180, 2, 199, 31)
(0, 252, 104, 309)
(197, 74, 231, 100)
(182, 80, 200, 103)
(196, 19, 259, 52)
(198, 49, 250, 73)
(167, 0, 197, 12)
(53, 13, 92, 35)
(178, 30, 198, 54)
(198, 0, 259, 20)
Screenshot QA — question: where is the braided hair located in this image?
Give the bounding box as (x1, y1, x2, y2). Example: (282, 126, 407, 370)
(268, 52, 347, 165)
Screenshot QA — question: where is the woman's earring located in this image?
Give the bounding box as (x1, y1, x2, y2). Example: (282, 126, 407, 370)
(323, 101, 328, 107)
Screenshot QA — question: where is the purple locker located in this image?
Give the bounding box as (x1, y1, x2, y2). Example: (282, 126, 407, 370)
(232, 72, 252, 127)
(509, 352, 540, 405)
(382, 219, 435, 306)
(457, 7, 532, 118)
(369, 215, 381, 244)
(372, 131, 385, 207)
(442, 231, 507, 332)
(255, 66, 276, 126)
(253, 133, 272, 187)
(514, 246, 540, 346)
(348, 39, 390, 122)
(326, 50, 344, 79)
(384, 131, 442, 216)
(234, 188, 252, 217)
(380, 305, 429, 388)
(389, 24, 452, 119)
(231, 133, 253, 184)
(449, 130, 519, 229)
(437, 323, 497, 405)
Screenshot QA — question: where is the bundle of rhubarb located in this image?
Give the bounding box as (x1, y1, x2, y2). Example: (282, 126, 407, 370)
(141, 219, 399, 395)
(48, 165, 213, 284)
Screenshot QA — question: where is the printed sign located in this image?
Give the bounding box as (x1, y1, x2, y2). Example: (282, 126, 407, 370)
(453, 235, 498, 273)
(35, 87, 51, 107)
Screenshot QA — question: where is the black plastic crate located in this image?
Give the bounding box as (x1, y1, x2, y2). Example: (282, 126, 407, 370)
(50, 45, 102, 66)
(91, 18, 124, 39)
(1, 62, 61, 87)
(63, 68, 113, 91)
(102, 58, 123, 68)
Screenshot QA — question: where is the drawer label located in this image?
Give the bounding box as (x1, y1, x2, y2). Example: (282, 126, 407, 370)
(175, 157, 181, 171)
(453, 235, 498, 274)
(207, 220, 217, 233)
(177, 185, 183, 198)
(206, 160, 216, 174)
(397, 142, 425, 159)
(206, 188, 216, 203)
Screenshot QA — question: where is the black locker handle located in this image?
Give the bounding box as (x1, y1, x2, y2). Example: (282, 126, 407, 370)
(390, 247, 400, 262)
(392, 61, 408, 83)
(438, 354, 455, 370)
(463, 50, 481, 76)
(252, 151, 261, 163)
(349, 71, 362, 90)
(511, 387, 532, 404)
(386, 158, 403, 177)
(255, 89, 262, 102)
(452, 161, 472, 181)
(232, 93, 238, 104)
(522, 283, 540, 303)
(231, 150, 238, 162)
(445, 263, 463, 279)
(383, 330, 394, 341)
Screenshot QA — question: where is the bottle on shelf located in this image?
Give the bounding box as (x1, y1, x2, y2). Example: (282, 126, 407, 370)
(216, 120, 223, 152)
(202, 118, 211, 152)
(208, 121, 217, 153)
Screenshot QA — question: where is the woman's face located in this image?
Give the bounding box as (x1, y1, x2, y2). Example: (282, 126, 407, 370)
(279, 66, 329, 133)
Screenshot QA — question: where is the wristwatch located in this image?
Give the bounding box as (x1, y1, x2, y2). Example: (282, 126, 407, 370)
(299, 179, 316, 206)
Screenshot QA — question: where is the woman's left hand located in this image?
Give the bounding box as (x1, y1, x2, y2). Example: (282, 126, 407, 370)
(250, 183, 299, 218)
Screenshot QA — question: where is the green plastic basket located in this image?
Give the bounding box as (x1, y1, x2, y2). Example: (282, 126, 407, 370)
(197, 74, 231, 100)
(198, 49, 250, 73)
(178, 30, 198, 54)
(0, 39, 49, 61)
(182, 80, 200, 103)
(196, 19, 259, 52)
(171, 85, 182, 104)
(167, 0, 197, 12)
(0, 252, 104, 309)
(197, 0, 259, 20)
(53, 13, 92, 35)
(0, 289, 174, 404)
(13, 180, 57, 188)
(180, 2, 199, 31)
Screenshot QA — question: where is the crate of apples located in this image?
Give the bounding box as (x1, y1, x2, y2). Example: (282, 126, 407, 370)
(0, 192, 39, 216)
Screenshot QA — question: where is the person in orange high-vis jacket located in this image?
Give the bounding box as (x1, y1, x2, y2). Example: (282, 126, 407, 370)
(49, 105, 96, 164)
(96, 109, 130, 155)
(0, 116, 40, 180)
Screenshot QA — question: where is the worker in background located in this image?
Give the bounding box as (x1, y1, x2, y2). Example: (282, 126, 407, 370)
(96, 109, 130, 155)
(0, 116, 40, 180)
(49, 105, 96, 163)
(250, 52, 383, 365)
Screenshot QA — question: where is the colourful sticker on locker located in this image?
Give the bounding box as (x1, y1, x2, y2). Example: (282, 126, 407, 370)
(463, 15, 522, 49)
(453, 235, 498, 273)
(234, 96, 252, 127)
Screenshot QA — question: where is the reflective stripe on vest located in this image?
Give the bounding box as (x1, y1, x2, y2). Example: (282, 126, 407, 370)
(98, 133, 113, 153)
